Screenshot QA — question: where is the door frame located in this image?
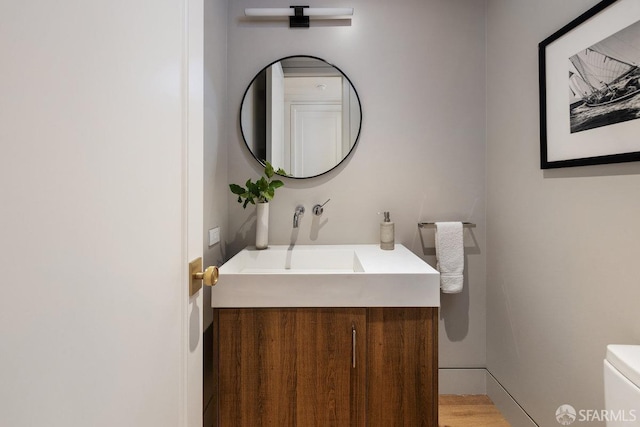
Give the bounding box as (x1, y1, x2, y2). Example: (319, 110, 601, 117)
(183, 0, 205, 425)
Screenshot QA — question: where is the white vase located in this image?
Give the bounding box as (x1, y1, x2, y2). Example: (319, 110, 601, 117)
(255, 202, 269, 250)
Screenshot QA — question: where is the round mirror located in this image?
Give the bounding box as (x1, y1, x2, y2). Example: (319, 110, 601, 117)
(240, 55, 362, 179)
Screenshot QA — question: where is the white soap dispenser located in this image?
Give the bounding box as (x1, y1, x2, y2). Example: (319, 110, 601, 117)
(380, 211, 395, 250)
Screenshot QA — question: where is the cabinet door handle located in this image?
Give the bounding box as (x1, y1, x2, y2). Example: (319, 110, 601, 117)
(352, 325, 356, 368)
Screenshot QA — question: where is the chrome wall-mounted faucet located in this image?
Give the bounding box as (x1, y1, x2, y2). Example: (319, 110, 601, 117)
(312, 199, 331, 216)
(293, 205, 305, 228)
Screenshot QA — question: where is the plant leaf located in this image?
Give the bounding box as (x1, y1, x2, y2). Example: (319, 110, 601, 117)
(246, 181, 258, 197)
(270, 180, 284, 189)
(264, 161, 274, 179)
(257, 177, 268, 192)
(229, 183, 245, 195)
(265, 187, 275, 200)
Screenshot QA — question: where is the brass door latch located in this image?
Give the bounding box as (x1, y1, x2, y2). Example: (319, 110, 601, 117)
(189, 257, 219, 297)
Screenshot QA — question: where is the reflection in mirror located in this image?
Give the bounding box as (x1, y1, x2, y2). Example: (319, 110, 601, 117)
(240, 56, 362, 179)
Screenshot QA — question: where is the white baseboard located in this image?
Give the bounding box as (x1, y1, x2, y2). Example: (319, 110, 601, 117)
(439, 368, 488, 395)
(486, 371, 538, 427)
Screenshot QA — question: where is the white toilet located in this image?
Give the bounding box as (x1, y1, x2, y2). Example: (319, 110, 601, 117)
(604, 345, 640, 426)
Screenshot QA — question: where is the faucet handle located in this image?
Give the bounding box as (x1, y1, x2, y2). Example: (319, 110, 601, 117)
(312, 199, 331, 216)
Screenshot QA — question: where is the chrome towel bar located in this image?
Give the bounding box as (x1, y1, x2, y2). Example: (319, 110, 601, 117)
(418, 222, 476, 228)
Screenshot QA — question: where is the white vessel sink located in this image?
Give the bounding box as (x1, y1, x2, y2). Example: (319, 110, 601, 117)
(213, 244, 440, 308)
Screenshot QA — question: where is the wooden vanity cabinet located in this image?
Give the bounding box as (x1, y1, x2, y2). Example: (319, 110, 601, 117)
(215, 308, 367, 427)
(366, 307, 439, 427)
(213, 307, 437, 427)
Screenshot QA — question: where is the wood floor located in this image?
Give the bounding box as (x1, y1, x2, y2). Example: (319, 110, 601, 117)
(439, 395, 511, 427)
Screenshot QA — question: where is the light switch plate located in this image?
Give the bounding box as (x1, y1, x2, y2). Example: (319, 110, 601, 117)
(208, 227, 220, 247)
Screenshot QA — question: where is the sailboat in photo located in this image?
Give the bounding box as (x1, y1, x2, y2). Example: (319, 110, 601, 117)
(569, 48, 640, 107)
(568, 19, 640, 133)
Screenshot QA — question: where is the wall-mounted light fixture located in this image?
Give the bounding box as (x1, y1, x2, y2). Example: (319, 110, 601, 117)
(244, 6, 354, 28)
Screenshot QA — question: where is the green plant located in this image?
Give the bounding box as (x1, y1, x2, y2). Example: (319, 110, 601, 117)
(229, 161, 286, 208)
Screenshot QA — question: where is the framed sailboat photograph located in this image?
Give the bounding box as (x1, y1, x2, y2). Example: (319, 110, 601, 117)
(539, 0, 640, 169)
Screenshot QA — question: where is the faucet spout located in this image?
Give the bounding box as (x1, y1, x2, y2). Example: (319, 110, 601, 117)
(293, 205, 305, 228)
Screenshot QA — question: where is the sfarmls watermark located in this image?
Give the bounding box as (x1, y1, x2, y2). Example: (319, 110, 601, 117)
(556, 404, 637, 425)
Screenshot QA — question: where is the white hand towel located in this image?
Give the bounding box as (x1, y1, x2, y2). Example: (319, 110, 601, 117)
(435, 222, 464, 294)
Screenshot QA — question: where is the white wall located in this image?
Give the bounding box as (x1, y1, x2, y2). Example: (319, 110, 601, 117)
(226, 0, 487, 371)
(203, 0, 228, 329)
(486, 0, 640, 425)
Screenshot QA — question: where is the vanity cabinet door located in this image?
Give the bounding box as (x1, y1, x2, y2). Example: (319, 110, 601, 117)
(217, 308, 366, 427)
(366, 307, 439, 427)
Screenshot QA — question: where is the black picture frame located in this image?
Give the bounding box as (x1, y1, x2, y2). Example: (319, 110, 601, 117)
(539, 0, 640, 169)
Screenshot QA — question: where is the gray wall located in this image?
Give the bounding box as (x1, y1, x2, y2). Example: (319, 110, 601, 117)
(486, 0, 640, 425)
(204, 0, 228, 329)
(226, 0, 487, 371)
